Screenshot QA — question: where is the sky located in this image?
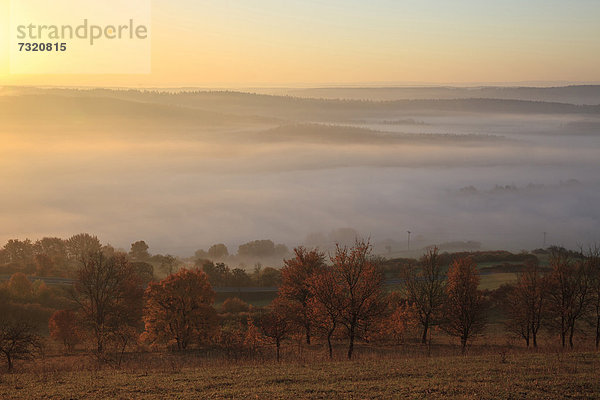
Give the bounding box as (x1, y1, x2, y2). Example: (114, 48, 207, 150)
(1, 0, 599, 87)
(1, 1, 599, 256)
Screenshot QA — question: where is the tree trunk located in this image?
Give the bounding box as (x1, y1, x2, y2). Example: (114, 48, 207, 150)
(118, 339, 128, 366)
(276, 339, 280, 362)
(347, 325, 355, 360)
(461, 335, 467, 354)
(569, 325, 575, 349)
(6, 353, 12, 372)
(533, 331, 538, 348)
(561, 317, 566, 348)
(306, 324, 311, 345)
(327, 330, 334, 359)
(96, 324, 104, 355)
(596, 315, 600, 350)
(421, 317, 429, 345)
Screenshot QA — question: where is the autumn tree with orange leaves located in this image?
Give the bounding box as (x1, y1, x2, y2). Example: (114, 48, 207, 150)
(308, 268, 342, 359)
(442, 257, 487, 353)
(278, 247, 326, 345)
(258, 298, 290, 361)
(243, 317, 263, 354)
(368, 293, 417, 345)
(216, 317, 263, 357)
(504, 260, 547, 348)
(48, 310, 84, 352)
(143, 268, 217, 350)
(311, 240, 386, 359)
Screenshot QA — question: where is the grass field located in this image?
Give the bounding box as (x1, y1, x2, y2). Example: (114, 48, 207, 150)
(479, 272, 518, 290)
(2, 350, 599, 399)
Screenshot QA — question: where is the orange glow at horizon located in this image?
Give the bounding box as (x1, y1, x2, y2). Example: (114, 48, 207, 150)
(1, 0, 599, 87)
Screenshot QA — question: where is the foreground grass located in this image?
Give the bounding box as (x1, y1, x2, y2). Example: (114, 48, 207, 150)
(1, 351, 599, 399)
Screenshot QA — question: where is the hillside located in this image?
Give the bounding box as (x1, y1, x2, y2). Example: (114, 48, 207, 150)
(282, 85, 600, 104)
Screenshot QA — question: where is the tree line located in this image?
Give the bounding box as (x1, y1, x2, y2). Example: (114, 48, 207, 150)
(0, 235, 288, 287)
(1, 240, 600, 371)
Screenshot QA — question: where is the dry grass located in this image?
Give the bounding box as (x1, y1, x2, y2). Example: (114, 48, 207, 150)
(1, 344, 599, 399)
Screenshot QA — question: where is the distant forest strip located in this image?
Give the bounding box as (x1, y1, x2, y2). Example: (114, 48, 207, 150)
(2, 90, 600, 125)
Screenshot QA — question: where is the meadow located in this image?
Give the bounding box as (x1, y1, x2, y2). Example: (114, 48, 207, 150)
(1, 347, 598, 399)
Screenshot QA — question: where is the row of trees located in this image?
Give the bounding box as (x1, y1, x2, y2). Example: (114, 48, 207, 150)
(277, 244, 488, 357)
(195, 240, 289, 262)
(34, 241, 418, 364)
(502, 247, 600, 349)
(3, 242, 600, 371)
(277, 244, 600, 357)
(402, 245, 600, 351)
(0, 234, 103, 276)
(0, 235, 291, 281)
(0, 234, 162, 278)
(199, 261, 281, 288)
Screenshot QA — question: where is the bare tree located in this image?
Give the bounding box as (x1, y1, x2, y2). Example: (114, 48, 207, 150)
(402, 247, 446, 344)
(546, 247, 591, 348)
(73, 251, 143, 356)
(0, 319, 41, 371)
(583, 246, 600, 349)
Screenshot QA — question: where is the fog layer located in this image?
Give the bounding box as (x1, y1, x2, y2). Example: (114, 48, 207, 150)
(1, 87, 599, 256)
